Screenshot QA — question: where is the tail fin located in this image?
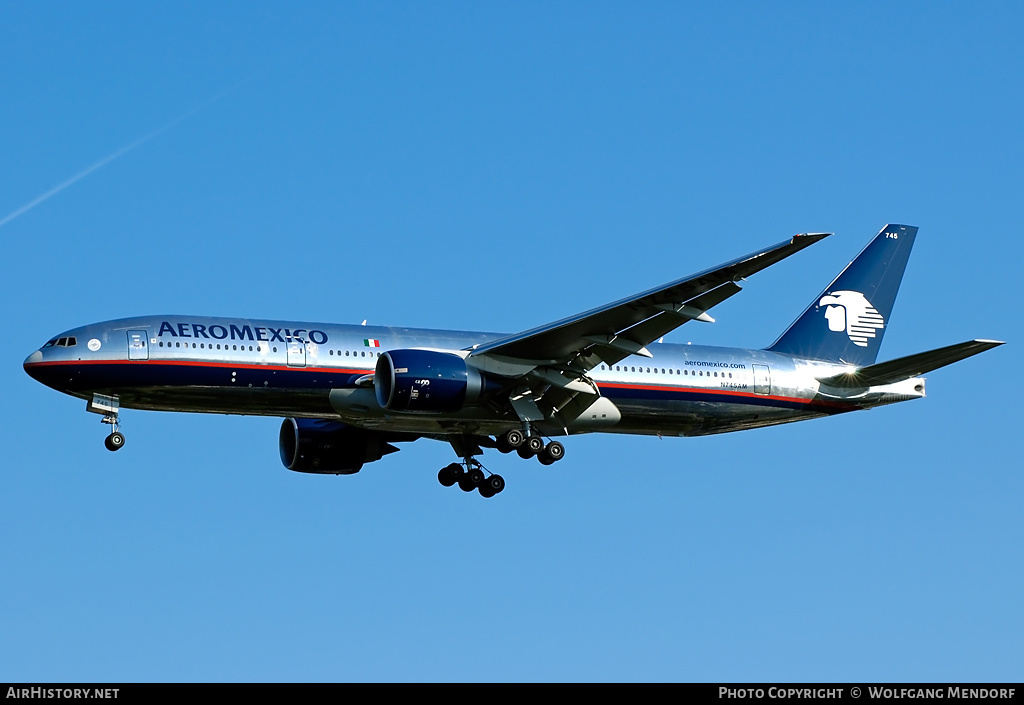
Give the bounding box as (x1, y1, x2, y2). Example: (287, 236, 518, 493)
(766, 224, 918, 365)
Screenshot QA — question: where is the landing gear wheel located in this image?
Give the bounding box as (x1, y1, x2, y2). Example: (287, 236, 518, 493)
(526, 435, 544, 454)
(502, 429, 525, 450)
(458, 465, 484, 492)
(438, 463, 462, 487)
(104, 432, 125, 452)
(496, 433, 517, 453)
(478, 474, 505, 498)
(517, 435, 544, 459)
(538, 441, 564, 465)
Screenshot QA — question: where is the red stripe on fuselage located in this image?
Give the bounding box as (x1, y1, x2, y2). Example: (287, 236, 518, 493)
(24, 359, 371, 375)
(25, 360, 857, 411)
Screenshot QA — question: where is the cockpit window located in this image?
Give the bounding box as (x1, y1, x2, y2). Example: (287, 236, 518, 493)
(42, 339, 58, 348)
(43, 337, 77, 348)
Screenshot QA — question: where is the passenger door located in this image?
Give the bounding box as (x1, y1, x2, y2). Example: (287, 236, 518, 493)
(752, 364, 771, 395)
(127, 330, 149, 361)
(287, 334, 306, 367)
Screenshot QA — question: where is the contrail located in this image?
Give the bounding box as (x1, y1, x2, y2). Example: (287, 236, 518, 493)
(0, 85, 241, 230)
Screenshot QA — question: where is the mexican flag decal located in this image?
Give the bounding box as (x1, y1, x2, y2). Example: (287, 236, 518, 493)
(364, 339, 381, 348)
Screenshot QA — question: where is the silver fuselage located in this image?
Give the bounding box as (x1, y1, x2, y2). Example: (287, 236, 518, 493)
(23, 315, 926, 438)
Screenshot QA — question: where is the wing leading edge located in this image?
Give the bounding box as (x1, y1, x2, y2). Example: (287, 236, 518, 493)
(470, 232, 830, 369)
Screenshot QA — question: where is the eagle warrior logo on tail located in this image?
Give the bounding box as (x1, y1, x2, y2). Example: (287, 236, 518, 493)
(819, 290, 885, 347)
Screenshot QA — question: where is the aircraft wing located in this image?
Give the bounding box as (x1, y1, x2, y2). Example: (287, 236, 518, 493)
(469, 233, 829, 370)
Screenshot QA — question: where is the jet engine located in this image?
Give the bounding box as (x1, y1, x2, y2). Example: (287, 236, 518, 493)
(374, 349, 488, 412)
(279, 418, 399, 474)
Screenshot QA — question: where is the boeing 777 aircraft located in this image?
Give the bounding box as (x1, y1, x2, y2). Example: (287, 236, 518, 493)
(24, 224, 1002, 497)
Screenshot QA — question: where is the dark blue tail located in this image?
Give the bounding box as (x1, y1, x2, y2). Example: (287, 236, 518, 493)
(766, 224, 918, 366)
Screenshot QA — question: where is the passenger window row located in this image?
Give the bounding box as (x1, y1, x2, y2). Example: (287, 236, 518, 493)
(159, 341, 268, 352)
(599, 364, 733, 379)
(153, 341, 384, 361)
(328, 350, 382, 358)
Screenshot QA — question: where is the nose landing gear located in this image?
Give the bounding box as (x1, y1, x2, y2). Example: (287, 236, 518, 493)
(88, 393, 125, 452)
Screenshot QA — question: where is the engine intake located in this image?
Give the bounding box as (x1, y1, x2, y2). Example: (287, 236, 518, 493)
(279, 418, 399, 474)
(374, 349, 486, 412)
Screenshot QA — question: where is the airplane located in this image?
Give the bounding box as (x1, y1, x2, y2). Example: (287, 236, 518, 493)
(24, 224, 1003, 497)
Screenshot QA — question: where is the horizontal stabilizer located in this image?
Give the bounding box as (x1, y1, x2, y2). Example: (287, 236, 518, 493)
(816, 340, 1004, 388)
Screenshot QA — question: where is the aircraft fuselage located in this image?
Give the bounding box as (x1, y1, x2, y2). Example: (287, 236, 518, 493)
(24, 314, 924, 439)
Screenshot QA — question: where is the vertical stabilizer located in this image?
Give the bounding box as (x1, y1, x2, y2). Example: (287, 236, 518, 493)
(766, 224, 918, 366)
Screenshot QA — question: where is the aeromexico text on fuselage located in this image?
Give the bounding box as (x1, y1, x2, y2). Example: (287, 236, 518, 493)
(157, 321, 330, 345)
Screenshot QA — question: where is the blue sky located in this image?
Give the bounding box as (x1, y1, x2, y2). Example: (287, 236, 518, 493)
(2, 2, 1021, 682)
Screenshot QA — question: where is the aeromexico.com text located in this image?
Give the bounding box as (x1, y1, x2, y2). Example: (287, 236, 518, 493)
(685, 360, 747, 368)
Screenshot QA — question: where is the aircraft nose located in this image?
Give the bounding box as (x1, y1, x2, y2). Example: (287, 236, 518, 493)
(24, 350, 43, 380)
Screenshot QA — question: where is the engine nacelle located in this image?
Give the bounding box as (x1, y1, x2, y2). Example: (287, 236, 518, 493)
(279, 418, 398, 474)
(374, 349, 485, 412)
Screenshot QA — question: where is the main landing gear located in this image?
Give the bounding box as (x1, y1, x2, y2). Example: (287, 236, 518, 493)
(495, 429, 565, 466)
(87, 393, 125, 452)
(437, 460, 505, 498)
(436, 428, 566, 497)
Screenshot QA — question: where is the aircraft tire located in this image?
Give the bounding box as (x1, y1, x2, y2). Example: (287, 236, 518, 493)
(526, 435, 544, 455)
(105, 432, 125, 452)
(503, 429, 525, 449)
(479, 474, 504, 497)
(438, 463, 461, 487)
(543, 441, 564, 462)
